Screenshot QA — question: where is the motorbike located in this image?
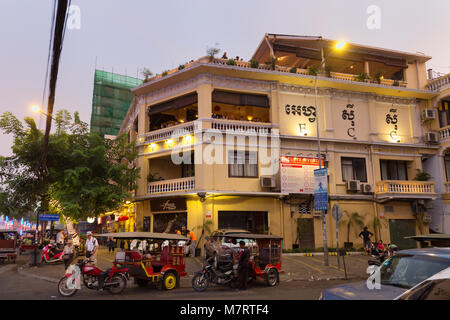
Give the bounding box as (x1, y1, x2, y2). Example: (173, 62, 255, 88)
(368, 252, 388, 266)
(192, 257, 251, 292)
(57, 258, 129, 297)
(41, 242, 65, 263)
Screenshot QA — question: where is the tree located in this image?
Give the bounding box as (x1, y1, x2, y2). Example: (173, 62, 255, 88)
(194, 219, 214, 250)
(371, 216, 388, 242)
(141, 68, 153, 80)
(206, 46, 220, 62)
(339, 211, 365, 243)
(0, 111, 140, 223)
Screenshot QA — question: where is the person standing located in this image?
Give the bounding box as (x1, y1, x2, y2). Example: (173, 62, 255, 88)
(187, 229, 196, 257)
(56, 230, 65, 249)
(85, 231, 99, 266)
(107, 237, 115, 253)
(63, 239, 74, 269)
(358, 227, 373, 255)
(236, 241, 250, 291)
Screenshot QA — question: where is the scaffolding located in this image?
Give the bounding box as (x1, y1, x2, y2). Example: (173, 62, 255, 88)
(90, 70, 142, 138)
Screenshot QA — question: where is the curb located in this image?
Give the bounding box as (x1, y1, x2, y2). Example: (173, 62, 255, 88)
(0, 264, 17, 275)
(284, 252, 363, 257)
(17, 266, 59, 284)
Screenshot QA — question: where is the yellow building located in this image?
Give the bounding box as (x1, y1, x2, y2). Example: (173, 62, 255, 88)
(119, 34, 445, 252)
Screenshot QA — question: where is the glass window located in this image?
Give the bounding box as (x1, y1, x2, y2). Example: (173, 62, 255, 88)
(380, 255, 450, 289)
(380, 160, 408, 180)
(228, 151, 258, 178)
(398, 278, 450, 300)
(341, 157, 367, 182)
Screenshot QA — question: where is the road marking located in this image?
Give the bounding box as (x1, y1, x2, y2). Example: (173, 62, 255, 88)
(310, 257, 344, 273)
(284, 256, 325, 274)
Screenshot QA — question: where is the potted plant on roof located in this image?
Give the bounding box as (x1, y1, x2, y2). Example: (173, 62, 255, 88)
(289, 66, 297, 73)
(375, 71, 384, 84)
(141, 68, 153, 83)
(206, 46, 220, 62)
(308, 66, 318, 76)
(339, 211, 365, 250)
(355, 72, 370, 82)
(226, 59, 236, 66)
(414, 169, 432, 181)
(250, 59, 259, 69)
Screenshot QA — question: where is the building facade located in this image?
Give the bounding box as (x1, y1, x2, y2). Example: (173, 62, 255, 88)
(119, 34, 447, 251)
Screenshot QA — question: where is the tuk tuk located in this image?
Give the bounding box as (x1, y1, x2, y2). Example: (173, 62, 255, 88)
(98, 232, 189, 290)
(223, 233, 283, 286)
(0, 230, 18, 264)
(19, 230, 37, 254)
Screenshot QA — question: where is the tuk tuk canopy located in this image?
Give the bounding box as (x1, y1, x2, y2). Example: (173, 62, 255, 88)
(97, 232, 189, 241)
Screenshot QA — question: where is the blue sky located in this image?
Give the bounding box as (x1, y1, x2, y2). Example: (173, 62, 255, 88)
(1, 0, 449, 154)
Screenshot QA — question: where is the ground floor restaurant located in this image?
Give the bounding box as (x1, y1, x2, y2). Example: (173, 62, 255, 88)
(133, 195, 424, 251)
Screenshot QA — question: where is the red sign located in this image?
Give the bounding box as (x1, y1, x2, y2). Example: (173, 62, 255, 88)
(280, 156, 324, 167)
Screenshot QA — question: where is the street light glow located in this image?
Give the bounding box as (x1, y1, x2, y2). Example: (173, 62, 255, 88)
(335, 40, 347, 50)
(31, 105, 41, 113)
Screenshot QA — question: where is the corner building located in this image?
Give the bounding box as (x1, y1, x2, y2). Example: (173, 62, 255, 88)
(120, 34, 445, 251)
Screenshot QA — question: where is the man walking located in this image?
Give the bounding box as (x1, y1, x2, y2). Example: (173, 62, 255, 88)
(236, 241, 250, 291)
(85, 231, 99, 266)
(358, 227, 374, 255)
(56, 229, 65, 249)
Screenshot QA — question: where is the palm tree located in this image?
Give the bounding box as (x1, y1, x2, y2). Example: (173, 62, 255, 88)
(371, 216, 388, 242)
(340, 211, 365, 245)
(194, 220, 214, 250)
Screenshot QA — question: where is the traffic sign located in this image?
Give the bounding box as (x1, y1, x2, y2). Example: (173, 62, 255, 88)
(39, 214, 60, 222)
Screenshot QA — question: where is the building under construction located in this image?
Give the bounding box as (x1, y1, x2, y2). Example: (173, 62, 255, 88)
(90, 69, 142, 138)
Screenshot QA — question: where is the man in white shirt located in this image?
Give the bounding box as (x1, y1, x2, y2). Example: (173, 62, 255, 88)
(56, 230, 65, 249)
(85, 231, 99, 266)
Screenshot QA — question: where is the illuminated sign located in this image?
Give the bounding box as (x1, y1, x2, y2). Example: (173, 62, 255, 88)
(281, 156, 324, 194)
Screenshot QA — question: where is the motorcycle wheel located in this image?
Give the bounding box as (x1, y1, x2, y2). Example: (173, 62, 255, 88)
(83, 275, 96, 289)
(192, 273, 209, 292)
(57, 277, 78, 297)
(107, 274, 127, 294)
(265, 268, 279, 287)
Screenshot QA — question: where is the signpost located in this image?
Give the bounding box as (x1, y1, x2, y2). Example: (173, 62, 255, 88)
(314, 168, 329, 265)
(38, 214, 60, 222)
(332, 204, 343, 270)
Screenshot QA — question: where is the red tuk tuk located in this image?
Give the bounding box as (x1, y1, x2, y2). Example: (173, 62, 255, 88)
(99, 232, 189, 290)
(0, 230, 18, 264)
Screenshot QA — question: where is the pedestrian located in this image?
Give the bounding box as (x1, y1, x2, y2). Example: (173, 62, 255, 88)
(85, 231, 99, 266)
(222, 52, 228, 59)
(107, 237, 115, 253)
(56, 230, 65, 249)
(63, 239, 74, 270)
(187, 229, 196, 257)
(358, 227, 373, 255)
(236, 240, 250, 291)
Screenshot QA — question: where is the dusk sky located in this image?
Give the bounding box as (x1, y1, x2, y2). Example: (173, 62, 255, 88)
(1, 0, 449, 156)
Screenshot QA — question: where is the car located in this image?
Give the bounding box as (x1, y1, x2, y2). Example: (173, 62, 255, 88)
(319, 248, 450, 300)
(204, 229, 253, 266)
(395, 267, 450, 300)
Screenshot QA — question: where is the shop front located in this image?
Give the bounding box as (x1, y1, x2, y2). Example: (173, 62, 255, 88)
(150, 198, 188, 233)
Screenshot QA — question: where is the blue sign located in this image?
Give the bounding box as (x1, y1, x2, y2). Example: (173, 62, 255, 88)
(314, 168, 328, 211)
(39, 214, 60, 221)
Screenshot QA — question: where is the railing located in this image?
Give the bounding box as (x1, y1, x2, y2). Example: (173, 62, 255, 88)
(211, 119, 273, 134)
(376, 180, 435, 194)
(147, 177, 195, 194)
(139, 122, 195, 144)
(427, 73, 450, 91)
(439, 126, 450, 142)
(445, 182, 450, 194)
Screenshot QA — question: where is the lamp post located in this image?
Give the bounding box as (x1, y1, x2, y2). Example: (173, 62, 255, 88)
(313, 40, 346, 266)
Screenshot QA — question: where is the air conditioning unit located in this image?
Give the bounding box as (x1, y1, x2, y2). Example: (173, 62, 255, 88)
(347, 180, 360, 191)
(360, 183, 374, 194)
(422, 109, 436, 121)
(423, 215, 432, 224)
(424, 132, 439, 144)
(260, 176, 275, 188)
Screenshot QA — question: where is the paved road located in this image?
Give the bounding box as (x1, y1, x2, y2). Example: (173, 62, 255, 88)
(0, 248, 370, 300)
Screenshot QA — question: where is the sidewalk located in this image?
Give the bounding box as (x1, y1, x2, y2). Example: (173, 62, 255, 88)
(16, 247, 369, 284)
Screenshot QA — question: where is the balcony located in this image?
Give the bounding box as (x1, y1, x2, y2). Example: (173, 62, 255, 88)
(147, 177, 195, 194)
(439, 126, 450, 143)
(210, 118, 273, 135)
(375, 180, 436, 199)
(139, 122, 195, 144)
(427, 73, 450, 92)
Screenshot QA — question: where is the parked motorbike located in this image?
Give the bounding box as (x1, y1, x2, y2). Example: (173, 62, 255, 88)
(192, 257, 252, 292)
(368, 253, 388, 267)
(57, 258, 129, 297)
(41, 242, 65, 264)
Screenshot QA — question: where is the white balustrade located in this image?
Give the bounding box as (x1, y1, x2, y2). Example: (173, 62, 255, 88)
(147, 177, 195, 194)
(376, 181, 435, 194)
(439, 127, 450, 141)
(427, 74, 450, 92)
(211, 119, 273, 134)
(140, 122, 195, 144)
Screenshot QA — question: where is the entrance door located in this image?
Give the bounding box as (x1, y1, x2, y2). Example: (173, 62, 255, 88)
(153, 212, 187, 233)
(297, 218, 315, 248)
(389, 219, 417, 249)
(218, 211, 268, 234)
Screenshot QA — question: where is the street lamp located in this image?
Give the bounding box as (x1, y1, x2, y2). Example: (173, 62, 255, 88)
(313, 40, 347, 266)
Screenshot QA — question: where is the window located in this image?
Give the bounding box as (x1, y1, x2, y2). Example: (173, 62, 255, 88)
(228, 151, 258, 178)
(341, 157, 367, 182)
(445, 155, 450, 182)
(380, 160, 408, 180)
(438, 100, 450, 128)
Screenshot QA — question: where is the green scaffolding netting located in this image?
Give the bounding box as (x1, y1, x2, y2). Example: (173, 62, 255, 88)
(90, 70, 142, 138)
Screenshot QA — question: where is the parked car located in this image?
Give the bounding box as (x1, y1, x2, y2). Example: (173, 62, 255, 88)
(204, 229, 253, 266)
(395, 267, 450, 300)
(319, 248, 450, 300)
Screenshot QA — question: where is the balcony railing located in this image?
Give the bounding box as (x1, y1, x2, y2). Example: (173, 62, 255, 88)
(140, 122, 195, 144)
(376, 180, 435, 194)
(147, 177, 195, 194)
(211, 119, 273, 134)
(427, 73, 450, 92)
(439, 126, 450, 142)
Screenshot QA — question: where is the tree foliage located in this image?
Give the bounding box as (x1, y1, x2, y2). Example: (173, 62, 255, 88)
(0, 111, 140, 221)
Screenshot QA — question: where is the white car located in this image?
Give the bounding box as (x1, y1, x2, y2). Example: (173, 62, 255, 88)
(395, 267, 450, 300)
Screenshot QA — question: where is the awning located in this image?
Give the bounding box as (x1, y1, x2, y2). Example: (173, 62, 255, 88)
(148, 92, 197, 116)
(212, 90, 270, 108)
(97, 232, 189, 241)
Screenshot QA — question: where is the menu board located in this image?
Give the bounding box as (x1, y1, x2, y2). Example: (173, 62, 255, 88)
(280, 156, 323, 194)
